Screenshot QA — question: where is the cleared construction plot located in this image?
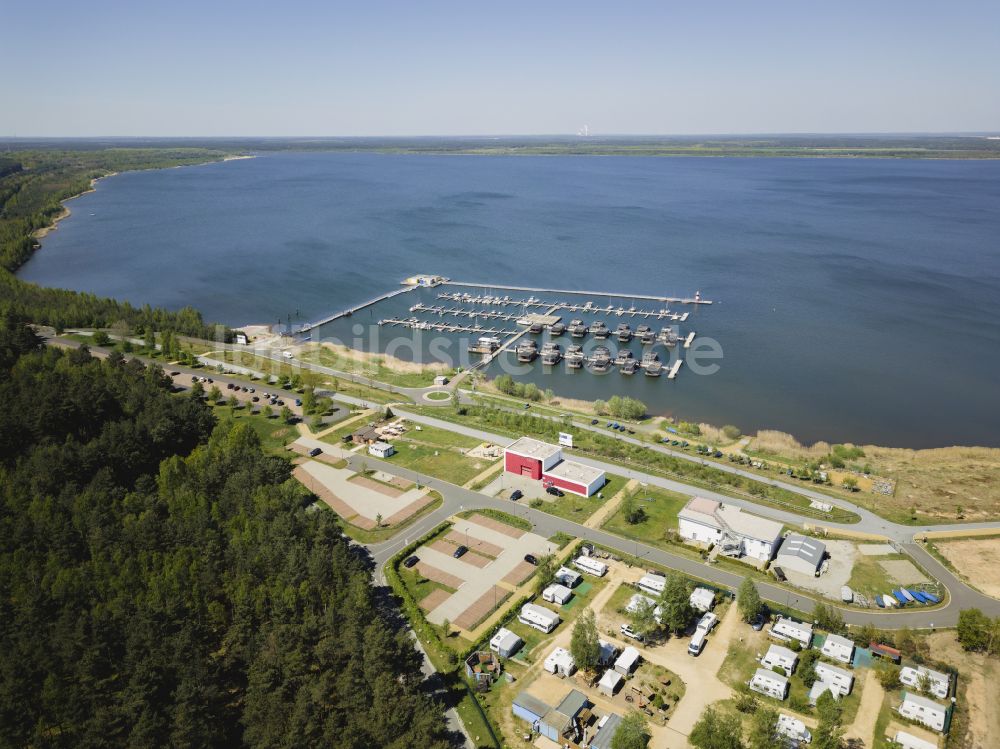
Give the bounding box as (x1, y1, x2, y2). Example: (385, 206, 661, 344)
(931, 536, 1000, 598)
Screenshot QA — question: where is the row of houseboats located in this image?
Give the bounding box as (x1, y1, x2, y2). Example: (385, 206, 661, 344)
(525, 319, 680, 346)
(511, 340, 668, 376)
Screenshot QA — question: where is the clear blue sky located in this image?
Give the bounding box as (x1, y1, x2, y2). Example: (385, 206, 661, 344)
(4, 0, 998, 136)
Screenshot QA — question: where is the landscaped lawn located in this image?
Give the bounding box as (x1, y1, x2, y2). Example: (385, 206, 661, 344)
(530, 473, 628, 523)
(400, 566, 456, 604)
(601, 484, 690, 541)
(387, 442, 489, 485)
(847, 553, 909, 600)
(405, 424, 482, 449)
(217, 408, 300, 454)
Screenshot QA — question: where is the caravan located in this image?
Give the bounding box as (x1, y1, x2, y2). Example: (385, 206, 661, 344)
(518, 603, 561, 633)
(574, 556, 608, 577)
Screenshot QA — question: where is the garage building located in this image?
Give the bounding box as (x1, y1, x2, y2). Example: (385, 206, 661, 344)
(774, 534, 827, 576)
(503, 436, 606, 497)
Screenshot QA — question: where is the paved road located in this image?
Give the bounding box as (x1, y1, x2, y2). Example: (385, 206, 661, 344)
(45, 336, 1000, 627)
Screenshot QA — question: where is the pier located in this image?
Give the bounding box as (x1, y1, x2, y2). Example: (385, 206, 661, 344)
(683, 332, 697, 348)
(377, 317, 516, 336)
(667, 360, 684, 379)
(443, 280, 712, 305)
(298, 286, 418, 333)
(436, 292, 692, 320)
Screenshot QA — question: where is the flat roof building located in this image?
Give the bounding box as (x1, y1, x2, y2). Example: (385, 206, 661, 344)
(770, 616, 814, 648)
(368, 441, 395, 458)
(590, 713, 622, 749)
(504, 437, 606, 496)
(775, 534, 827, 576)
(555, 566, 582, 587)
(678, 497, 783, 562)
(614, 646, 641, 675)
(900, 665, 951, 700)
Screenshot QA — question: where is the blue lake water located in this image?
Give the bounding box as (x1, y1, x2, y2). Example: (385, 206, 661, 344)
(18, 152, 1000, 448)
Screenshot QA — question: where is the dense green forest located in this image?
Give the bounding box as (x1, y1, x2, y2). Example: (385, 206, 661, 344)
(0, 149, 232, 338)
(0, 315, 450, 748)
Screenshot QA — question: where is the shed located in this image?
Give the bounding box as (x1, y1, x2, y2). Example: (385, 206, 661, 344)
(749, 668, 789, 700)
(614, 646, 641, 675)
(539, 689, 589, 742)
(512, 691, 550, 726)
(870, 641, 902, 664)
(368, 441, 395, 458)
(433, 375, 449, 386)
(598, 669, 624, 697)
(543, 647, 577, 677)
(489, 627, 523, 659)
(774, 534, 827, 575)
(352, 426, 380, 444)
(820, 634, 856, 665)
(543, 583, 574, 605)
(590, 713, 622, 749)
(689, 587, 716, 612)
(597, 639, 619, 666)
(761, 644, 798, 673)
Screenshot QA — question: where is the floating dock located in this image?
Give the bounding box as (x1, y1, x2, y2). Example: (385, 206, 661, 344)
(298, 285, 418, 333)
(443, 280, 711, 305)
(667, 360, 684, 379)
(377, 317, 515, 335)
(436, 292, 691, 320)
(683, 332, 697, 349)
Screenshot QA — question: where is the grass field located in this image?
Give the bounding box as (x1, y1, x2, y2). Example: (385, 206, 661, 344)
(215, 409, 300, 454)
(601, 484, 691, 547)
(388, 442, 488, 485)
(297, 343, 453, 389)
(530, 473, 628, 522)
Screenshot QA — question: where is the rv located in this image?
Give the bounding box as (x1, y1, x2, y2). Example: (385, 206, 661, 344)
(518, 603, 561, 633)
(574, 556, 608, 577)
(543, 647, 576, 676)
(688, 629, 707, 656)
(637, 574, 666, 596)
(543, 584, 574, 605)
(749, 668, 789, 700)
(814, 662, 854, 697)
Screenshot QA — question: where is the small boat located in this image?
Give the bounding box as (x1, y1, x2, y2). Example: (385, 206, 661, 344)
(882, 594, 896, 608)
(900, 589, 916, 603)
(892, 590, 907, 605)
(921, 591, 940, 604)
(910, 591, 929, 604)
(874, 595, 885, 608)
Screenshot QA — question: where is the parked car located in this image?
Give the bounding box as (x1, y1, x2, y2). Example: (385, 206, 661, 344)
(170, 371, 180, 376)
(591, 419, 599, 425)
(750, 613, 767, 631)
(524, 554, 538, 566)
(509, 489, 523, 501)
(251, 396, 259, 402)
(308, 447, 322, 457)
(403, 556, 419, 568)
(295, 399, 302, 407)
(546, 486, 564, 497)
(620, 624, 644, 642)
(453, 545, 468, 559)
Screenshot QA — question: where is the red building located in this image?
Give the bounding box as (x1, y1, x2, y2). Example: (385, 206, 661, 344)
(504, 437, 606, 497)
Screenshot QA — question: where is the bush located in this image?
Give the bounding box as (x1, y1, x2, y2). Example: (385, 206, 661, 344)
(721, 424, 741, 440)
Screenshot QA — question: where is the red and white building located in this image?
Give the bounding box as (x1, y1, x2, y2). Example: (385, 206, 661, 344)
(503, 437, 606, 497)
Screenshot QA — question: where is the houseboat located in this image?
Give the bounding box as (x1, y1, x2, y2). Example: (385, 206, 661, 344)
(467, 336, 501, 355)
(565, 345, 585, 368)
(550, 321, 566, 336)
(590, 320, 610, 339)
(528, 321, 544, 334)
(516, 340, 538, 363)
(569, 319, 588, 338)
(620, 357, 638, 375)
(657, 327, 679, 347)
(616, 323, 632, 342)
(642, 352, 662, 376)
(636, 324, 655, 344)
(541, 342, 562, 365)
(589, 345, 611, 373)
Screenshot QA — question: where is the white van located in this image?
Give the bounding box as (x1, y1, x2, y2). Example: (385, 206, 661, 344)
(688, 629, 707, 656)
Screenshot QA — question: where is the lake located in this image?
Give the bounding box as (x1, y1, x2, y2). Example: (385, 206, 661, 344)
(18, 152, 1000, 448)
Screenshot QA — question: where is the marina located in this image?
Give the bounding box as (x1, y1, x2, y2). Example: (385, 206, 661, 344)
(440, 280, 711, 305)
(435, 292, 691, 321)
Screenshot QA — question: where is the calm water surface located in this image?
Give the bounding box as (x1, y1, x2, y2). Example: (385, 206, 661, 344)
(19, 152, 1000, 447)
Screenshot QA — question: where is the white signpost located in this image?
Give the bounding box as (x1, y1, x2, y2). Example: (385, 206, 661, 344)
(558, 432, 574, 448)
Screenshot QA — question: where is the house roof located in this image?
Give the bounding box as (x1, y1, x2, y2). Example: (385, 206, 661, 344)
(513, 691, 551, 718)
(598, 670, 623, 689)
(544, 459, 605, 486)
(555, 689, 589, 718)
(490, 627, 522, 651)
(615, 646, 641, 669)
(766, 644, 798, 662)
(777, 534, 826, 567)
(678, 497, 724, 528)
(822, 634, 855, 651)
(902, 691, 947, 714)
(590, 713, 622, 749)
(753, 667, 788, 686)
(505, 436, 562, 461)
(679, 496, 783, 542)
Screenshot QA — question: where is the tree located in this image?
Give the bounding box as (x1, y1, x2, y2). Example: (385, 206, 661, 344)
(610, 710, 649, 749)
(570, 610, 601, 671)
(621, 494, 647, 524)
(262, 404, 273, 419)
(722, 424, 742, 440)
(814, 691, 844, 749)
(280, 405, 293, 423)
(841, 476, 858, 491)
(374, 513, 383, 528)
(190, 380, 205, 400)
(799, 649, 820, 687)
(737, 577, 764, 623)
(747, 705, 778, 749)
(593, 399, 608, 416)
(628, 597, 660, 638)
(657, 573, 694, 635)
(874, 661, 901, 690)
(92, 330, 111, 346)
(208, 385, 222, 402)
(533, 554, 557, 594)
(450, 390, 460, 409)
(689, 705, 744, 749)
(957, 608, 1000, 654)
(301, 385, 316, 414)
(813, 603, 845, 635)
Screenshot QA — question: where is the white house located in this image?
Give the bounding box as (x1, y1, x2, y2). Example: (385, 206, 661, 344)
(489, 628, 523, 659)
(689, 587, 716, 613)
(820, 634, 856, 665)
(678, 497, 784, 562)
(598, 669, 624, 697)
(574, 556, 608, 577)
(637, 574, 666, 596)
(749, 668, 789, 700)
(892, 729, 939, 749)
(544, 647, 576, 676)
(234, 331, 249, 345)
(518, 603, 561, 633)
(774, 534, 827, 576)
(543, 584, 574, 605)
(900, 665, 951, 700)
(554, 566, 582, 588)
(814, 662, 854, 697)
(776, 714, 812, 744)
(369, 441, 395, 458)
(761, 644, 798, 673)
(770, 616, 814, 648)
(898, 692, 948, 733)
(614, 646, 641, 675)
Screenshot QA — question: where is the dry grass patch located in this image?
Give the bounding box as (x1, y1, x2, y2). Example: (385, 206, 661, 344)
(932, 536, 1000, 598)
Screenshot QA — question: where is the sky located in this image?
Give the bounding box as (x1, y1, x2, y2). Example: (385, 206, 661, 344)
(3, 0, 998, 137)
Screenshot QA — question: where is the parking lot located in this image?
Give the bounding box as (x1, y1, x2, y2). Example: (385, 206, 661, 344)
(413, 513, 555, 630)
